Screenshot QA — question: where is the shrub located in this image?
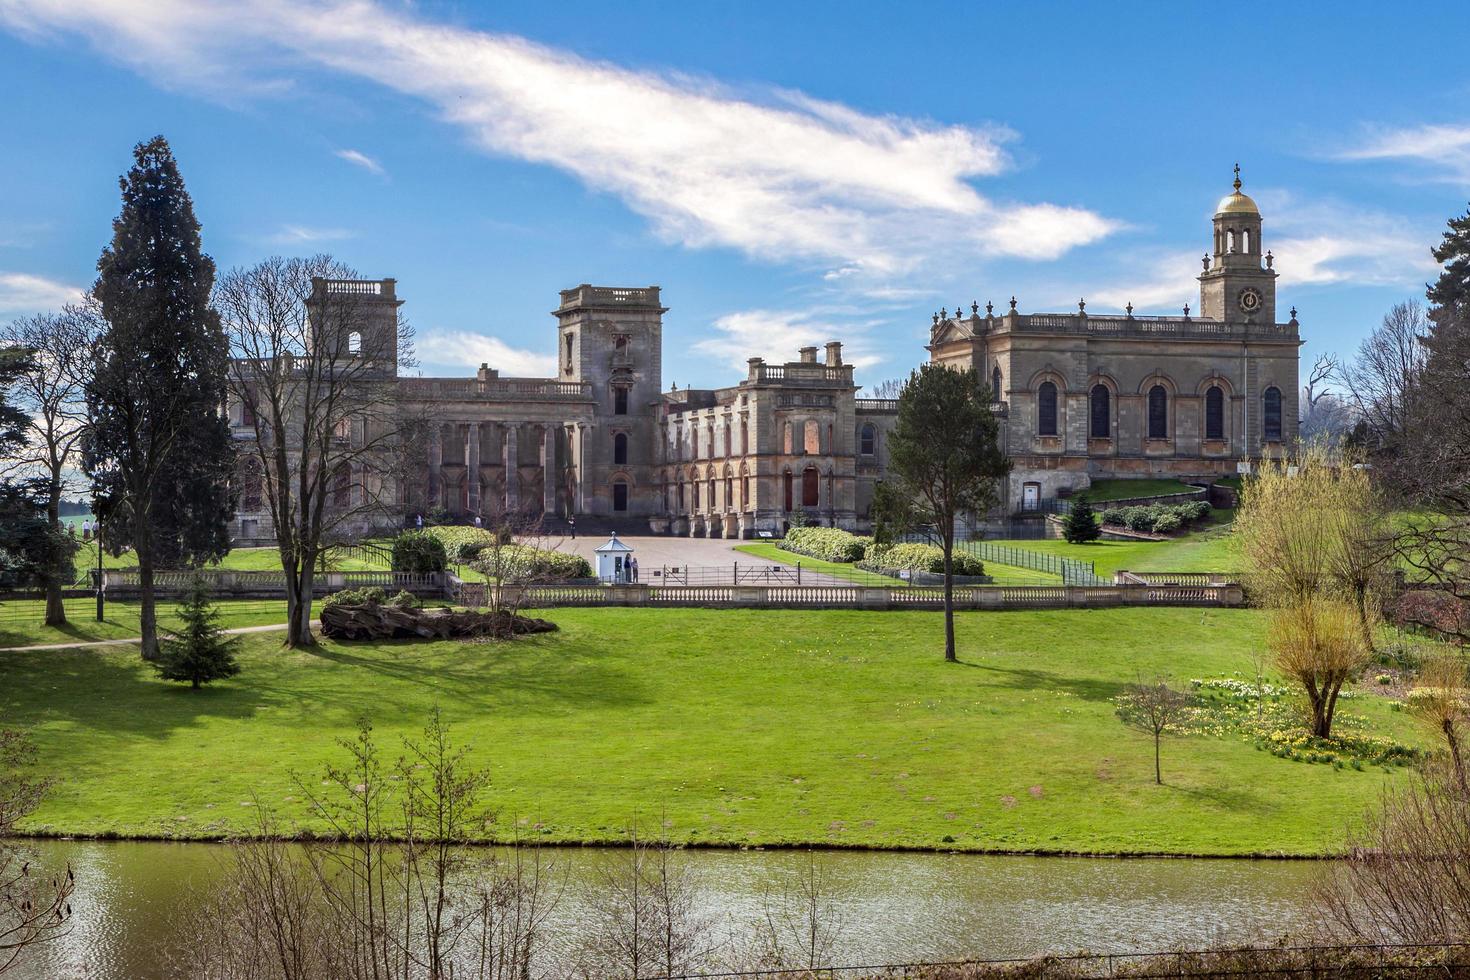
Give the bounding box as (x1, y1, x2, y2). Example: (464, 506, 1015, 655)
(1181, 500, 1212, 522)
(780, 526, 868, 563)
(864, 542, 984, 576)
(1101, 507, 1125, 526)
(322, 586, 388, 609)
(1151, 512, 1183, 535)
(391, 530, 448, 573)
(1123, 506, 1157, 532)
(476, 544, 592, 582)
(423, 525, 496, 561)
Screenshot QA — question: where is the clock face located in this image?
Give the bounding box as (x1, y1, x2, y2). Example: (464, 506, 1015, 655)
(1237, 287, 1263, 315)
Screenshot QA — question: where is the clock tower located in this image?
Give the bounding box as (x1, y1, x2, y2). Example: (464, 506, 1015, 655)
(1198, 166, 1278, 324)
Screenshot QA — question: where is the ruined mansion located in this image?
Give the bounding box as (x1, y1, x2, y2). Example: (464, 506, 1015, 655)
(229, 173, 1301, 541)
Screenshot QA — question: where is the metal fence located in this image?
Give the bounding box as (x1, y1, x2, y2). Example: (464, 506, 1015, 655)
(658, 941, 1470, 979)
(958, 541, 1103, 586)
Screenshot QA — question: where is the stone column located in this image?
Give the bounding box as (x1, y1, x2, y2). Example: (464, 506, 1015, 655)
(503, 423, 519, 511)
(427, 423, 443, 513)
(542, 425, 557, 516)
(575, 423, 588, 514)
(466, 423, 481, 514)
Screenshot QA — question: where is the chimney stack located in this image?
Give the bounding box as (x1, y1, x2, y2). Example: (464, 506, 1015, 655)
(824, 341, 843, 367)
(798, 346, 818, 364)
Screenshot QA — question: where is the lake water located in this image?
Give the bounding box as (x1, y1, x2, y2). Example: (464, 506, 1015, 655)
(9, 839, 1327, 979)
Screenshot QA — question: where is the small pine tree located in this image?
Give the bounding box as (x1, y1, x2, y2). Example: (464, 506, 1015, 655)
(1062, 496, 1101, 544)
(155, 578, 242, 689)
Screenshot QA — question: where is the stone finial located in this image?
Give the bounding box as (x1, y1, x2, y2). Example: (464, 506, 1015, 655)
(971, 301, 979, 316)
(1125, 301, 1134, 317)
(1289, 306, 1299, 325)
(1183, 303, 1191, 319)
(956, 303, 964, 319)
(1009, 296, 1017, 311)
(1266, 250, 1274, 269)
(940, 307, 948, 320)
(985, 300, 994, 316)
(1078, 297, 1086, 313)
(932, 312, 940, 325)
(1202, 253, 1210, 271)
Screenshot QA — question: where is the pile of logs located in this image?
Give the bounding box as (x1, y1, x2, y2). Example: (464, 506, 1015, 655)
(320, 602, 558, 641)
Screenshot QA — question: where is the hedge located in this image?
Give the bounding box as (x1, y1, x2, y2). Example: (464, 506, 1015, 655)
(417, 526, 592, 580)
(423, 526, 504, 562)
(391, 530, 449, 573)
(1100, 500, 1211, 536)
(862, 542, 985, 576)
(322, 587, 418, 610)
(779, 526, 870, 563)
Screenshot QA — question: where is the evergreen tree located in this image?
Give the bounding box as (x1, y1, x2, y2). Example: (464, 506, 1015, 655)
(1062, 496, 1101, 544)
(1429, 204, 1470, 325)
(154, 578, 242, 689)
(83, 136, 234, 660)
(871, 363, 1010, 662)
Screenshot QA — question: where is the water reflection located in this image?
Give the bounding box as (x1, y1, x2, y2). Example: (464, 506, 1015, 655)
(11, 839, 1324, 979)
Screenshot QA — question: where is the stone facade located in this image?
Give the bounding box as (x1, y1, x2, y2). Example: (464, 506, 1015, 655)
(227, 174, 1300, 542)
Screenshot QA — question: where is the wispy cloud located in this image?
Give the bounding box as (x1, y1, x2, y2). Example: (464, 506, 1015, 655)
(335, 147, 385, 177)
(266, 224, 356, 245)
(0, 0, 1117, 279)
(1336, 123, 1470, 184)
(0, 271, 84, 317)
(417, 330, 555, 377)
(691, 308, 883, 379)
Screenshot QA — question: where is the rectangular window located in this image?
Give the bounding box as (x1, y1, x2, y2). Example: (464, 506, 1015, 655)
(614, 388, 628, 415)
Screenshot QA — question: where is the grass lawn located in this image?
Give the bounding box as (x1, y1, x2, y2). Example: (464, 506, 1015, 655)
(733, 542, 1063, 586)
(984, 530, 1239, 578)
(1, 607, 1425, 856)
(1080, 479, 1202, 502)
(0, 598, 292, 648)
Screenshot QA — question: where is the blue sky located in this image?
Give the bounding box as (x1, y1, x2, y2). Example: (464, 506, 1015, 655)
(3, 1, 1469, 390)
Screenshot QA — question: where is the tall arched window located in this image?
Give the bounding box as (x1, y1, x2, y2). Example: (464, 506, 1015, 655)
(783, 471, 793, 511)
(740, 419, 749, 455)
(332, 463, 352, 508)
(803, 420, 821, 455)
(347, 331, 362, 355)
(991, 366, 1003, 401)
(723, 424, 732, 457)
(1226, 229, 1236, 253)
(860, 423, 876, 456)
(709, 474, 716, 511)
(1148, 385, 1168, 439)
(1241, 229, 1251, 254)
(1263, 386, 1283, 441)
(802, 466, 820, 507)
(1205, 386, 1225, 441)
(1037, 381, 1058, 437)
(783, 422, 793, 455)
(1089, 384, 1110, 439)
(614, 432, 628, 465)
(725, 470, 733, 509)
(240, 458, 263, 511)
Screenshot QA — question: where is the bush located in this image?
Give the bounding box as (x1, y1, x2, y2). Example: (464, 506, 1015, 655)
(1101, 507, 1125, 527)
(863, 542, 984, 576)
(1123, 506, 1157, 532)
(422, 525, 496, 562)
(1181, 500, 1211, 522)
(391, 530, 448, 573)
(1151, 512, 1183, 534)
(780, 526, 868, 563)
(322, 586, 388, 609)
(476, 544, 592, 582)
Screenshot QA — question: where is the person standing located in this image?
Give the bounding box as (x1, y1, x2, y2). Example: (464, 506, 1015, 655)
(568, 516, 576, 540)
(415, 513, 424, 529)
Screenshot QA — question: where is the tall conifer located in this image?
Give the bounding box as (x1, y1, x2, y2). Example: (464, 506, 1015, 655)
(84, 136, 233, 660)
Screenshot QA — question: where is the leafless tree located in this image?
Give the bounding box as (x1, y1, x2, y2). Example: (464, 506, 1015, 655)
(467, 502, 582, 625)
(1335, 301, 1432, 452)
(0, 730, 73, 976)
(0, 309, 98, 624)
(216, 256, 418, 647)
(1115, 679, 1192, 785)
(747, 851, 845, 972)
(1299, 354, 1355, 445)
(864, 377, 906, 399)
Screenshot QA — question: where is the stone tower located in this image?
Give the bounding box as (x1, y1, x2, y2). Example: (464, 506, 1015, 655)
(1198, 167, 1278, 325)
(306, 277, 403, 377)
(553, 285, 665, 517)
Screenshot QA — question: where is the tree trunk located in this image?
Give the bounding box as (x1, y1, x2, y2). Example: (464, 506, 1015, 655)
(941, 529, 956, 663)
(43, 478, 66, 626)
(1154, 733, 1162, 785)
(285, 565, 315, 648)
(137, 556, 158, 661)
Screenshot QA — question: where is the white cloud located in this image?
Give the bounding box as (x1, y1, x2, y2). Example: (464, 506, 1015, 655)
(267, 224, 355, 245)
(691, 308, 883, 378)
(334, 147, 385, 177)
(417, 329, 555, 377)
(0, 0, 1117, 278)
(1336, 123, 1470, 184)
(0, 271, 84, 317)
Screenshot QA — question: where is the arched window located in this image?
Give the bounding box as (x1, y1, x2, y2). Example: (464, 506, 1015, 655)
(1205, 386, 1225, 441)
(723, 424, 732, 457)
(677, 479, 685, 510)
(1263, 386, 1283, 441)
(725, 471, 733, 509)
(860, 423, 877, 456)
(1089, 384, 1110, 439)
(803, 420, 820, 455)
(692, 477, 701, 511)
(1241, 229, 1251, 254)
(612, 480, 628, 512)
(708, 474, 716, 510)
(1148, 385, 1168, 439)
(1037, 381, 1058, 437)
(991, 366, 1003, 401)
(347, 331, 362, 355)
(802, 466, 820, 507)
(332, 463, 351, 508)
(740, 419, 749, 455)
(1226, 229, 1236, 253)
(614, 432, 628, 465)
(783, 471, 793, 511)
(240, 458, 263, 511)
(783, 422, 793, 455)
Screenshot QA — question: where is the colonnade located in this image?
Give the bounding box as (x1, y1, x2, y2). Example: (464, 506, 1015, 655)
(424, 420, 589, 517)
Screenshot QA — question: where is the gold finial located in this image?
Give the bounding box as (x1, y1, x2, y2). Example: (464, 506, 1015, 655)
(1233, 163, 1242, 192)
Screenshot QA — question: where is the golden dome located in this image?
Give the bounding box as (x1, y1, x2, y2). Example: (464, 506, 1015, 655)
(1215, 165, 1260, 216)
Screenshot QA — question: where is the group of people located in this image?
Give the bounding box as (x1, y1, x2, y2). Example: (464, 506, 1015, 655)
(68, 518, 97, 540)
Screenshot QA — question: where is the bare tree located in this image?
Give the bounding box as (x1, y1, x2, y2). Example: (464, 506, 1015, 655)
(1411, 655, 1470, 789)
(0, 730, 73, 976)
(1115, 679, 1192, 785)
(217, 257, 417, 647)
(0, 311, 96, 624)
(864, 377, 906, 399)
(1336, 301, 1432, 452)
(1300, 354, 1355, 445)
(468, 502, 581, 625)
(748, 851, 844, 971)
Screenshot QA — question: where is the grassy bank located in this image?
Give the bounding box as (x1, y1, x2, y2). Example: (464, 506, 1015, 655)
(1, 607, 1423, 855)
